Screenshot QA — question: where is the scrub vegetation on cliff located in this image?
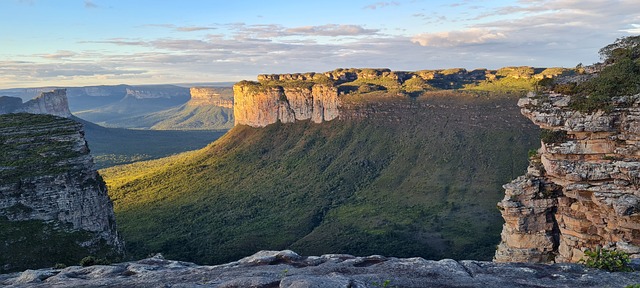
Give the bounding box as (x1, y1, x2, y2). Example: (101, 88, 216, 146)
(559, 35, 640, 112)
(101, 93, 539, 265)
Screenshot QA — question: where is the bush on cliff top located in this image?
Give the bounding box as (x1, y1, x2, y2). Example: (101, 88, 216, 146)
(579, 247, 633, 272)
(570, 35, 640, 112)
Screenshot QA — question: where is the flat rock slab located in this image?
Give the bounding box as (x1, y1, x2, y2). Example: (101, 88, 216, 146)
(2, 250, 640, 287)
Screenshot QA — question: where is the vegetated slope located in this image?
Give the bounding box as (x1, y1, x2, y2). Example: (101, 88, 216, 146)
(75, 117, 226, 168)
(102, 103, 234, 130)
(102, 92, 539, 264)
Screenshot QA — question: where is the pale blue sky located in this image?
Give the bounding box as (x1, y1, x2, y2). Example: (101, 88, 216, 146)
(1, 0, 638, 88)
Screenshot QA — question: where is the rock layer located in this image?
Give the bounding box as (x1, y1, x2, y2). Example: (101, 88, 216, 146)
(189, 87, 234, 108)
(2, 250, 639, 287)
(495, 93, 640, 263)
(233, 83, 340, 127)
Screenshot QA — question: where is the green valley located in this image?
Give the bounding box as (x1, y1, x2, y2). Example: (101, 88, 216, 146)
(101, 92, 540, 264)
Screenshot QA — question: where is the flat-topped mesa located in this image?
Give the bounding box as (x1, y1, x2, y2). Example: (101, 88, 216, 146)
(233, 81, 339, 127)
(235, 67, 569, 127)
(495, 92, 640, 263)
(17, 89, 72, 117)
(189, 87, 234, 108)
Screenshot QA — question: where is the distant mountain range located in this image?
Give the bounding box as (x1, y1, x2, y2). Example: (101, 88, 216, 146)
(0, 84, 234, 130)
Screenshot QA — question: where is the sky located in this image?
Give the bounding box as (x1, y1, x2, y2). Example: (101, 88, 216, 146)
(1, 0, 639, 89)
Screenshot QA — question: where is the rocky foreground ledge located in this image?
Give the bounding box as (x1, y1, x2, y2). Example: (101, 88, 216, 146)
(2, 251, 640, 288)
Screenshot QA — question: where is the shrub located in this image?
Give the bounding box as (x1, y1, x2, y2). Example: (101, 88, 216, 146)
(53, 263, 67, 269)
(579, 247, 632, 272)
(80, 256, 110, 267)
(540, 129, 568, 144)
(527, 149, 538, 158)
(553, 82, 577, 95)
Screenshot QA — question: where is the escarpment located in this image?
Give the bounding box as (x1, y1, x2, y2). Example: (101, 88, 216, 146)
(189, 87, 234, 108)
(495, 92, 640, 263)
(234, 67, 568, 127)
(0, 113, 123, 272)
(0, 89, 71, 117)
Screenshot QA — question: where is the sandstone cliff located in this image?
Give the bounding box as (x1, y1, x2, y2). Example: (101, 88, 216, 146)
(0, 113, 123, 272)
(0, 89, 72, 117)
(189, 87, 233, 108)
(233, 82, 340, 127)
(495, 92, 640, 263)
(234, 67, 567, 127)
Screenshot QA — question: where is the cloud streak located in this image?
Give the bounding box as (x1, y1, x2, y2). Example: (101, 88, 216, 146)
(411, 29, 506, 47)
(364, 1, 400, 10)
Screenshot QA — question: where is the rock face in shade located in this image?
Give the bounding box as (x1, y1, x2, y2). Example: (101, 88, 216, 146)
(0, 113, 123, 272)
(2, 250, 640, 287)
(495, 92, 640, 263)
(0, 89, 72, 117)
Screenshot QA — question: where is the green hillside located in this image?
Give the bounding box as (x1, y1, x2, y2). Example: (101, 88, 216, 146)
(102, 103, 234, 130)
(76, 118, 226, 168)
(101, 92, 539, 264)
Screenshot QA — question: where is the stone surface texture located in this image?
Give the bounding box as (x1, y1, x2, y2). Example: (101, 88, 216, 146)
(495, 92, 640, 263)
(2, 250, 639, 288)
(0, 114, 123, 252)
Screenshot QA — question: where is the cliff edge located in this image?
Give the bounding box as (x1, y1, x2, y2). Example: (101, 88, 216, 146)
(0, 89, 72, 117)
(495, 35, 640, 264)
(495, 93, 640, 263)
(0, 113, 123, 272)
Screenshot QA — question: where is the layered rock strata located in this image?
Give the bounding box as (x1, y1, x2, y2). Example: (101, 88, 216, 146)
(495, 92, 640, 263)
(233, 83, 340, 127)
(0, 114, 123, 270)
(189, 87, 233, 108)
(3, 250, 640, 287)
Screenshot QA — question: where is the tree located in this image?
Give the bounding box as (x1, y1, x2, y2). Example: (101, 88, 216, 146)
(598, 35, 640, 63)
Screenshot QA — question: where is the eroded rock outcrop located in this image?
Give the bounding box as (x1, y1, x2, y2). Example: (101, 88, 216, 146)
(0, 89, 72, 117)
(0, 113, 123, 272)
(2, 250, 639, 287)
(233, 82, 340, 127)
(495, 92, 640, 263)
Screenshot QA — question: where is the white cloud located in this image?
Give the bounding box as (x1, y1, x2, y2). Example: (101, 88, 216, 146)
(364, 1, 400, 10)
(84, 0, 97, 9)
(621, 24, 640, 34)
(285, 24, 378, 36)
(411, 29, 506, 47)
